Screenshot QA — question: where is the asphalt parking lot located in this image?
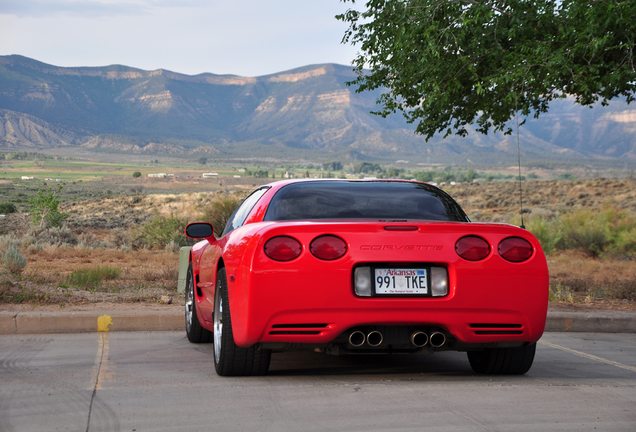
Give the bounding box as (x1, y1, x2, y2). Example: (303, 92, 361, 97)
(1, 331, 635, 431)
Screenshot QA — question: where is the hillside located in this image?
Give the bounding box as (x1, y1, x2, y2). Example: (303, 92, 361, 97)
(0, 55, 635, 164)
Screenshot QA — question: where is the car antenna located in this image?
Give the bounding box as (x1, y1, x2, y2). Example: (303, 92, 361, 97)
(516, 94, 525, 229)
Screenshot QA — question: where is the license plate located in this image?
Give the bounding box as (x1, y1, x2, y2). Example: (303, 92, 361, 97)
(374, 268, 428, 295)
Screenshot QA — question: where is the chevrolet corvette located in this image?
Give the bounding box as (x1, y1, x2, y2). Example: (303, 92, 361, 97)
(183, 179, 549, 376)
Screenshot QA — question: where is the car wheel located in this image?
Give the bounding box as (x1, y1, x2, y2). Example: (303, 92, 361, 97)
(213, 268, 271, 376)
(185, 263, 212, 343)
(467, 342, 536, 375)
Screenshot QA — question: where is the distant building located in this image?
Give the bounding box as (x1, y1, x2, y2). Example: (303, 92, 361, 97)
(148, 173, 167, 178)
(21, 176, 35, 180)
(202, 173, 218, 179)
(233, 175, 241, 178)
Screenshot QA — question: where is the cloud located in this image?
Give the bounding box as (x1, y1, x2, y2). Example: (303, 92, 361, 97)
(0, 0, 207, 18)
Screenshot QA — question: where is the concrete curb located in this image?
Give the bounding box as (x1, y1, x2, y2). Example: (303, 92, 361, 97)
(545, 312, 636, 333)
(0, 311, 183, 335)
(0, 310, 634, 335)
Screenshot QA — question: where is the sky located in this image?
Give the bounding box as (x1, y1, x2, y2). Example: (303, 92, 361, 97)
(0, 0, 359, 77)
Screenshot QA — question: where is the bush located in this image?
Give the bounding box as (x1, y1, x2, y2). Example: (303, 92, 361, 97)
(0, 235, 21, 252)
(199, 195, 243, 234)
(0, 203, 17, 214)
(110, 228, 131, 248)
(2, 245, 27, 274)
(132, 171, 142, 178)
(36, 225, 78, 247)
(526, 217, 560, 255)
(133, 214, 189, 249)
(558, 210, 608, 258)
(29, 186, 69, 228)
(603, 207, 636, 259)
(67, 265, 121, 289)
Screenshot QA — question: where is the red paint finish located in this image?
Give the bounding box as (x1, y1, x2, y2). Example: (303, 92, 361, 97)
(188, 180, 549, 350)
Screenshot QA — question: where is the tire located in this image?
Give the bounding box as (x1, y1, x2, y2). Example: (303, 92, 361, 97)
(185, 263, 212, 343)
(467, 342, 536, 375)
(213, 268, 271, 376)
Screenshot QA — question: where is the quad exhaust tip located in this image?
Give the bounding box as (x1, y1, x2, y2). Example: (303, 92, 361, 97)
(349, 330, 366, 347)
(429, 331, 446, 348)
(366, 331, 383, 347)
(410, 331, 429, 347)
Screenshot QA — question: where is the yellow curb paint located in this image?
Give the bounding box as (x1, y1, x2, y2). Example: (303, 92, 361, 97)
(97, 315, 113, 332)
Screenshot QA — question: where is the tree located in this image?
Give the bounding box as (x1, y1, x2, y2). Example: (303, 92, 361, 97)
(29, 186, 68, 228)
(353, 162, 383, 174)
(132, 171, 142, 178)
(338, 0, 636, 140)
(199, 157, 208, 165)
(323, 161, 344, 171)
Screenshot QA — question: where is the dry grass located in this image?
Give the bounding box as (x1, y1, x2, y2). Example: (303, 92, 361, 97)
(447, 178, 636, 223)
(548, 250, 636, 310)
(0, 247, 180, 307)
(1, 178, 635, 310)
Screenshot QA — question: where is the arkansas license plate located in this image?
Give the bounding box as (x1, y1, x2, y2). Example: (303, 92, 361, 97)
(374, 268, 428, 295)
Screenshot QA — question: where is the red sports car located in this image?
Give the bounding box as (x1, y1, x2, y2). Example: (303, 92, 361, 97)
(184, 179, 549, 376)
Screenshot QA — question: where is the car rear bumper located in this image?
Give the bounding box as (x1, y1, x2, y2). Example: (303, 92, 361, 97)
(229, 265, 548, 347)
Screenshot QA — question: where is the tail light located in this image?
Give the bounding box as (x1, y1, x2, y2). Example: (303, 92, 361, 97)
(310, 235, 347, 260)
(455, 236, 490, 261)
(498, 237, 533, 262)
(430, 267, 448, 297)
(264, 236, 302, 261)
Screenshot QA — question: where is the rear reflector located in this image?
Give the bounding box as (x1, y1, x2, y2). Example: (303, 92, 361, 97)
(264, 236, 302, 261)
(455, 236, 491, 261)
(431, 267, 448, 297)
(354, 266, 372, 297)
(498, 237, 533, 262)
(310, 235, 347, 260)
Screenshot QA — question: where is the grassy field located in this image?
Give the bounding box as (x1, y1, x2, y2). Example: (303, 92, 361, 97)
(1, 154, 635, 311)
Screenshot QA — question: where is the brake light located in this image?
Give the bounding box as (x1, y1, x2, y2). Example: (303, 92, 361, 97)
(310, 235, 347, 260)
(264, 236, 302, 261)
(455, 236, 491, 261)
(498, 237, 533, 262)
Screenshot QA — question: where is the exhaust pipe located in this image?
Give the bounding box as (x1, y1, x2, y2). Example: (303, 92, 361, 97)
(429, 332, 446, 348)
(367, 331, 383, 347)
(349, 330, 366, 347)
(410, 331, 429, 347)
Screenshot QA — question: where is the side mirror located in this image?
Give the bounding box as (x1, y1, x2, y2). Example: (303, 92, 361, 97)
(185, 222, 214, 240)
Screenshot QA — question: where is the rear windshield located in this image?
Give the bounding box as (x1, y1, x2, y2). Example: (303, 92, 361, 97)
(263, 181, 468, 222)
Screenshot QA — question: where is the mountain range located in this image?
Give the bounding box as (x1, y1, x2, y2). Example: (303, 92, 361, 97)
(1, 54, 635, 165)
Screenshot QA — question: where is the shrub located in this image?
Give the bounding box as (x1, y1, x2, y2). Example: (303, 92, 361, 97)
(558, 210, 608, 258)
(110, 227, 131, 248)
(38, 225, 78, 247)
(29, 186, 69, 228)
(0, 203, 17, 214)
(2, 246, 27, 274)
(132, 171, 142, 178)
(0, 234, 21, 252)
(26, 243, 42, 255)
(199, 195, 243, 234)
(526, 217, 560, 255)
(67, 265, 121, 289)
(133, 214, 188, 249)
(549, 284, 574, 302)
(603, 206, 636, 259)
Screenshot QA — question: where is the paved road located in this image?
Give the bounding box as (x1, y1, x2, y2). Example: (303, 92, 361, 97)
(1, 332, 635, 432)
